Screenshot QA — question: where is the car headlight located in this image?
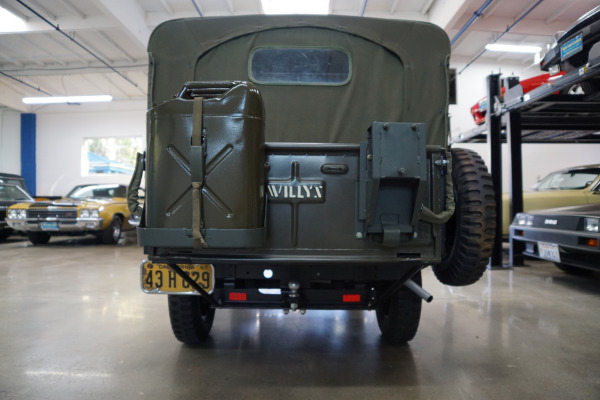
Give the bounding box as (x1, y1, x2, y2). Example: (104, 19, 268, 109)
(585, 218, 599, 233)
(8, 209, 26, 219)
(514, 213, 533, 226)
(548, 64, 561, 75)
(80, 209, 99, 218)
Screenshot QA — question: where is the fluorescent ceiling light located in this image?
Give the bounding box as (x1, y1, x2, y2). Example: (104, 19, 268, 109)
(0, 7, 26, 33)
(22, 95, 113, 105)
(485, 44, 542, 53)
(262, 0, 329, 15)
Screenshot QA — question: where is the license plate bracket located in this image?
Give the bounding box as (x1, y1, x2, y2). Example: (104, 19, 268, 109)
(538, 242, 561, 263)
(141, 261, 215, 294)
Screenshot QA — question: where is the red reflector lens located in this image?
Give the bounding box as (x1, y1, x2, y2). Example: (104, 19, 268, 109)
(229, 292, 247, 301)
(343, 294, 361, 303)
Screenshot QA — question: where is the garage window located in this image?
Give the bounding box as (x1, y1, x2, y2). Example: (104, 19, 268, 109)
(82, 137, 144, 175)
(249, 47, 351, 85)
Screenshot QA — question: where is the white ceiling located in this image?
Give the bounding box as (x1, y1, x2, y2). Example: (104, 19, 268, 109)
(0, 0, 598, 112)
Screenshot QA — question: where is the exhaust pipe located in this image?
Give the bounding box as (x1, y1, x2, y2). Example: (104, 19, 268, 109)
(404, 279, 433, 303)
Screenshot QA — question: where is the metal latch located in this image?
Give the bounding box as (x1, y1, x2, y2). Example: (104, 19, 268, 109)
(434, 159, 449, 167)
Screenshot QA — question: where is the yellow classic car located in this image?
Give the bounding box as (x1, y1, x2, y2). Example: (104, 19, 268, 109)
(6, 183, 134, 245)
(502, 165, 600, 236)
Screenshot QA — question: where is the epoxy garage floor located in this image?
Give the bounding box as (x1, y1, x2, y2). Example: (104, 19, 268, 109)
(1, 233, 600, 400)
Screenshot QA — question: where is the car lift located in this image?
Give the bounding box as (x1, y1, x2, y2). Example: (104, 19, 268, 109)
(451, 57, 600, 268)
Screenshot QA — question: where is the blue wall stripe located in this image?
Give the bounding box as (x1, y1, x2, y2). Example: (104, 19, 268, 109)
(20, 113, 36, 196)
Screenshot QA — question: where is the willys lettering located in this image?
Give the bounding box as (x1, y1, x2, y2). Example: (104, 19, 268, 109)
(267, 183, 324, 200)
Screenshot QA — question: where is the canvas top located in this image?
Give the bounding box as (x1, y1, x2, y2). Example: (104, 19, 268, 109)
(147, 15, 450, 146)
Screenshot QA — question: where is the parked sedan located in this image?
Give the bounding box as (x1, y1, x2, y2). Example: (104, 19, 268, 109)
(0, 184, 35, 241)
(6, 183, 133, 245)
(502, 165, 600, 236)
(510, 204, 600, 274)
(540, 5, 600, 93)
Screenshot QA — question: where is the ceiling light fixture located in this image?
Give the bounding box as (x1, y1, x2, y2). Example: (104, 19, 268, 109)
(261, 0, 330, 15)
(485, 44, 542, 53)
(0, 6, 26, 33)
(22, 95, 113, 105)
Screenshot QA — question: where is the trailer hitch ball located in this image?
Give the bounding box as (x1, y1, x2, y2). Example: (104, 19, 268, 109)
(288, 280, 300, 311)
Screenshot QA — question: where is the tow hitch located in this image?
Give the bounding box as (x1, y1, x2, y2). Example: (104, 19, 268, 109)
(283, 280, 306, 314)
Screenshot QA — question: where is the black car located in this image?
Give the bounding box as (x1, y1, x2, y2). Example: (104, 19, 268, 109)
(510, 204, 600, 274)
(0, 172, 28, 192)
(0, 183, 34, 241)
(540, 5, 600, 93)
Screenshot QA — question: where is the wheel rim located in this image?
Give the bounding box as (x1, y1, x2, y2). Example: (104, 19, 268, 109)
(112, 221, 121, 241)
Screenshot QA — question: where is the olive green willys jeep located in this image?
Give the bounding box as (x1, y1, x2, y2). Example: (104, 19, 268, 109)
(132, 15, 496, 345)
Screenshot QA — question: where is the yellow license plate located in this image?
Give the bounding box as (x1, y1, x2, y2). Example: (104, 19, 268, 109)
(141, 261, 214, 294)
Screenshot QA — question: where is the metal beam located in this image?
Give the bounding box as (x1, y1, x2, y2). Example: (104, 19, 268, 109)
(27, 0, 56, 20)
(0, 90, 29, 111)
(0, 62, 147, 76)
(482, 0, 501, 19)
(73, 34, 115, 65)
(224, 0, 235, 14)
(56, 0, 86, 19)
(486, 74, 504, 268)
(428, 0, 469, 30)
(45, 34, 91, 65)
(95, 0, 152, 49)
(507, 109, 524, 266)
(545, 0, 574, 24)
(420, 0, 436, 15)
(17, 35, 67, 66)
(157, 0, 173, 14)
(95, 31, 137, 63)
(0, 1, 30, 21)
(458, 16, 566, 37)
(0, 15, 118, 36)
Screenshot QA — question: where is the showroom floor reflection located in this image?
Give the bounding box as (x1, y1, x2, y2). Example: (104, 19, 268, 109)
(1, 235, 599, 399)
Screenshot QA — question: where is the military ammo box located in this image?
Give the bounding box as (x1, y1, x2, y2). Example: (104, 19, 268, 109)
(135, 15, 495, 345)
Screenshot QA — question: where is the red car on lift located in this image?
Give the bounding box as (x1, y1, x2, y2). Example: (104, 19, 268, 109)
(470, 72, 565, 125)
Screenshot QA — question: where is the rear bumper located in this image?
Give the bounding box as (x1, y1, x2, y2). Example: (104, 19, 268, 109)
(510, 225, 600, 271)
(141, 261, 425, 310)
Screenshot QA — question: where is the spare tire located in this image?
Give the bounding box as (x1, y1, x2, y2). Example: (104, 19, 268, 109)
(433, 148, 496, 286)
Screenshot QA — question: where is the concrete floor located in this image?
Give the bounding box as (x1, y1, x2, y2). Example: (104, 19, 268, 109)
(1, 233, 599, 400)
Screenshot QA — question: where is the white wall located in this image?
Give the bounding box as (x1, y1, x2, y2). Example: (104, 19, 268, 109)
(35, 100, 146, 196)
(0, 107, 21, 174)
(448, 57, 600, 192)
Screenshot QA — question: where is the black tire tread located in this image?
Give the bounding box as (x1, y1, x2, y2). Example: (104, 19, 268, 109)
(433, 148, 496, 286)
(101, 216, 122, 244)
(28, 231, 51, 245)
(168, 295, 215, 345)
(376, 272, 422, 344)
(580, 79, 600, 95)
